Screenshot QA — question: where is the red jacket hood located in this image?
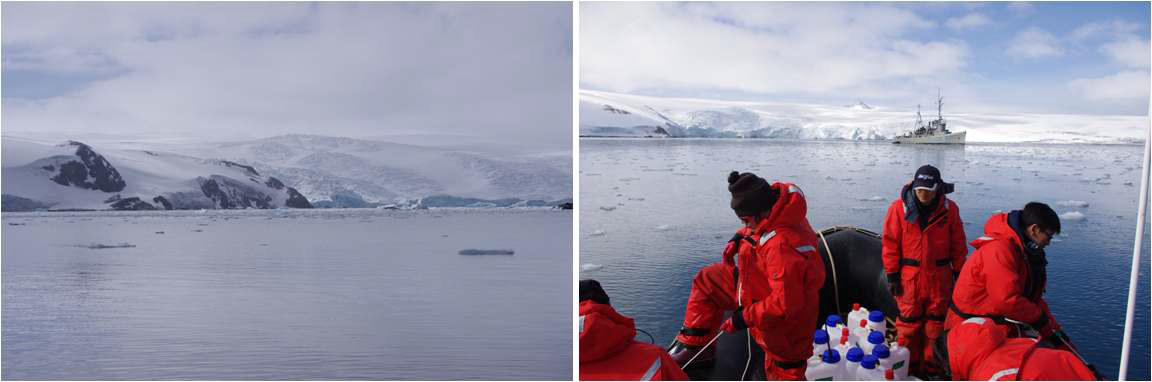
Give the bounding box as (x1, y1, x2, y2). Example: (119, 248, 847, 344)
(753, 182, 812, 236)
(580, 301, 637, 363)
(971, 213, 1023, 251)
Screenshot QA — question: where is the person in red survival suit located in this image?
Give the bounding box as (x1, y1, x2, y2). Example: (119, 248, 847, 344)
(945, 202, 1071, 346)
(882, 165, 968, 374)
(580, 279, 690, 381)
(946, 316, 1097, 380)
(667, 171, 826, 381)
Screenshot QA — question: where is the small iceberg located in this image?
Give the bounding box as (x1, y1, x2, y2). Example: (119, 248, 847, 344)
(589, 230, 607, 236)
(581, 263, 604, 272)
(655, 224, 672, 231)
(599, 206, 617, 211)
(1059, 211, 1086, 221)
(1056, 200, 1090, 208)
(860, 196, 885, 202)
(458, 249, 515, 256)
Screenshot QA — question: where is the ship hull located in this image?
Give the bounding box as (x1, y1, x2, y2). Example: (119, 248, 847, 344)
(892, 131, 966, 144)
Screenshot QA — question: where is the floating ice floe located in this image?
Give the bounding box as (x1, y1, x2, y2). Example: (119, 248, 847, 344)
(860, 196, 885, 202)
(589, 230, 607, 236)
(1059, 211, 1086, 221)
(76, 243, 136, 249)
(581, 263, 604, 272)
(1055, 200, 1090, 208)
(599, 206, 617, 211)
(655, 224, 672, 231)
(458, 249, 515, 255)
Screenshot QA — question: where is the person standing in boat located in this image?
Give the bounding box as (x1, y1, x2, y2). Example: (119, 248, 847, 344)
(945, 202, 1069, 346)
(667, 171, 826, 380)
(881, 164, 968, 374)
(580, 280, 691, 381)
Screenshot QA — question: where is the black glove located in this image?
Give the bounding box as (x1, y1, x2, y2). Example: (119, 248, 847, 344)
(887, 272, 903, 297)
(729, 306, 748, 331)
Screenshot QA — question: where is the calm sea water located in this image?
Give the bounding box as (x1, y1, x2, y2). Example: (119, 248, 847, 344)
(580, 138, 1149, 380)
(3, 209, 572, 380)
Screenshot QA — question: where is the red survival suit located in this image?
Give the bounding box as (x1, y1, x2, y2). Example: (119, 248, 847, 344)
(945, 212, 1061, 338)
(947, 316, 1096, 380)
(675, 182, 826, 380)
(581, 300, 690, 381)
(882, 186, 967, 370)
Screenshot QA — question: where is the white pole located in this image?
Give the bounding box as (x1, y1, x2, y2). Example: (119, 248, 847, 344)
(1118, 121, 1151, 381)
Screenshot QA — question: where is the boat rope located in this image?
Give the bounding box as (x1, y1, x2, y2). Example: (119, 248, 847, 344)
(818, 230, 842, 315)
(741, 330, 752, 381)
(636, 328, 656, 344)
(1003, 318, 1092, 371)
(679, 331, 723, 370)
(1119, 129, 1150, 381)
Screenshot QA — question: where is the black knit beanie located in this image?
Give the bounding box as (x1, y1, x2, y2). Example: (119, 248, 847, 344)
(728, 171, 778, 217)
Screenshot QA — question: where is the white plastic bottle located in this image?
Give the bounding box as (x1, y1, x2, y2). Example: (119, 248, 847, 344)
(809, 329, 831, 368)
(887, 337, 911, 380)
(846, 303, 870, 332)
(855, 355, 885, 381)
(852, 319, 870, 347)
(844, 347, 865, 380)
(834, 327, 858, 357)
(873, 344, 893, 374)
(867, 310, 887, 333)
(824, 314, 845, 332)
(860, 330, 885, 357)
(805, 349, 846, 381)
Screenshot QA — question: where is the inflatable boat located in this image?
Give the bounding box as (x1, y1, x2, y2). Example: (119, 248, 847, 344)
(679, 226, 901, 380)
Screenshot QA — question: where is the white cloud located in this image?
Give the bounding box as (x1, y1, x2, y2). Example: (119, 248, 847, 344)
(1070, 20, 1142, 42)
(580, 2, 966, 96)
(1, 3, 573, 145)
(946, 13, 990, 30)
(1101, 37, 1151, 68)
(1007, 2, 1035, 15)
(1005, 27, 1064, 58)
(1069, 70, 1151, 101)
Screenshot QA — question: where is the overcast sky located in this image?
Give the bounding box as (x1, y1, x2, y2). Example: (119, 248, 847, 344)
(2, 2, 572, 146)
(581, 2, 1150, 116)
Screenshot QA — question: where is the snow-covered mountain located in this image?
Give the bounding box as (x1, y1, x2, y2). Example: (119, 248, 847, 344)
(580, 90, 1148, 144)
(2, 138, 311, 211)
(2, 134, 572, 211)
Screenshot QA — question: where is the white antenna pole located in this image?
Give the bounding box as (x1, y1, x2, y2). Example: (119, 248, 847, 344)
(1118, 115, 1151, 381)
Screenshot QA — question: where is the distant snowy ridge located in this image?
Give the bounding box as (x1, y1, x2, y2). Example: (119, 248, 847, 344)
(2, 138, 311, 211)
(579, 90, 1147, 144)
(2, 134, 572, 211)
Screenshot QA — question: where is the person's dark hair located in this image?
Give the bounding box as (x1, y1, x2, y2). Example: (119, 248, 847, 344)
(579, 279, 611, 305)
(1020, 202, 1061, 235)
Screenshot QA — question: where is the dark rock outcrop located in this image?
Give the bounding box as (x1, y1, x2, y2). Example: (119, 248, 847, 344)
(285, 188, 312, 208)
(152, 196, 173, 210)
(48, 141, 126, 192)
(198, 176, 274, 209)
(110, 197, 157, 210)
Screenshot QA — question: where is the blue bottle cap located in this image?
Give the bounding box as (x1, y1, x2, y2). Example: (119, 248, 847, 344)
(861, 355, 878, 369)
(873, 344, 890, 359)
(813, 329, 829, 344)
(868, 331, 885, 345)
(846, 347, 865, 362)
(868, 310, 885, 322)
(826, 314, 843, 328)
(822, 349, 841, 364)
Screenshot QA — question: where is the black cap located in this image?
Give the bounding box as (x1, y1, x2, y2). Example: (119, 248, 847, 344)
(912, 165, 953, 194)
(579, 279, 610, 305)
(728, 171, 778, 217)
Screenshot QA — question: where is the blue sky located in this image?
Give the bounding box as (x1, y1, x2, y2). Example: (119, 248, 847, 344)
(2, 2, 573, 144)
(581, 2, 1150, 115)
